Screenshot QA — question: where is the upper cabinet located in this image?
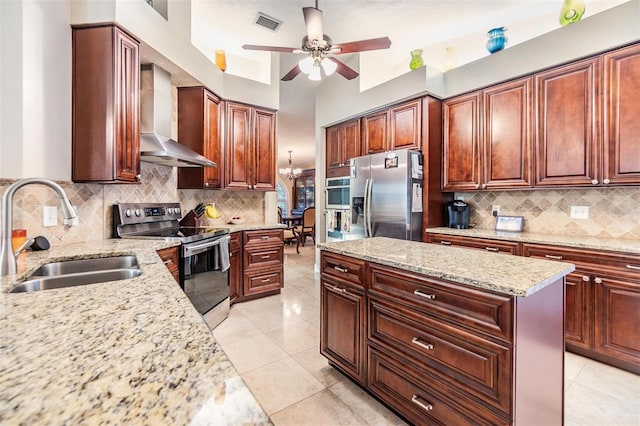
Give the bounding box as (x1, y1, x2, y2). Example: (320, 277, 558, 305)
(224, 101, 277, 191)
(442, 77, 533, 191)
(326, 119, 361, 178)
(535, 57, 600, 187)
(177, 87, 222, 189)
(362, 99, 422, 155)
(72, 24, 140, 183)
(602, 43, 640, 185)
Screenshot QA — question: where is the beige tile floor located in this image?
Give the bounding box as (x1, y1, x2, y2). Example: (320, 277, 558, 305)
(211, 242, 640, 425)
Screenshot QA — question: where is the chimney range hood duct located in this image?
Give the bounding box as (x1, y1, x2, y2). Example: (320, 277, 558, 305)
(139, 64, 216, 168)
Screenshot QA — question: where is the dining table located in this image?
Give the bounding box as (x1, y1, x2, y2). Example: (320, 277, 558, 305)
(280, 214, 303, 228)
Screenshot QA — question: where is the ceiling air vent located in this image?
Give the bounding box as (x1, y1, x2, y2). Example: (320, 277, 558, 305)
(255, 12, 282, 32)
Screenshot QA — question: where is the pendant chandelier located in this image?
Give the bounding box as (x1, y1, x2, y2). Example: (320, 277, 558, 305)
(279, 150, 302, 180)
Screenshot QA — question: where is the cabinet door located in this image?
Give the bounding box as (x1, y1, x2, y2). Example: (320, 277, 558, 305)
(593, 275, 640, 372)
(229, 248, 242, 304)
(535, 58, 600, 187)
(442, 92, 482, 191)
(203, 92, 222, 188)
(343, 119, 362, 163)
(389, 99, 421, 151)
(253, 108, 277, 190)
(603, 43, 640, 185)
(321, 279, 366, 383)
(362, 110, 388, 154)
(565, 272, 591, 350)
(326, 124, 343, 172)
(225, 102, 253, 190)
(483, 78, 533, 189)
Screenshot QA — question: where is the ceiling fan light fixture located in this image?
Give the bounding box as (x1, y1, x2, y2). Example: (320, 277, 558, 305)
(308, 66, 321, 81)
(298, 56, 314, 74)
(321, 57, 337, 76)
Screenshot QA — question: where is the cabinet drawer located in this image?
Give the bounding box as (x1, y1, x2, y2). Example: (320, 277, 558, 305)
(369, 263, 513, 343)
(367, 347, 509, 426)
(156, 247, 179, 283)
(244, 269, 283, 297)
(369, 297, 512, 415)
(244, 245, 283, 269)
(428, 234, 520, 255)
(244, 229, 283, 246)
(229, 232, 242, 251)
(522, 243, 640, 279)
(321, 252, 365, 288)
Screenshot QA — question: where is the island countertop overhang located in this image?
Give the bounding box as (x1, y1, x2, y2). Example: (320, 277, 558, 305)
(318, 237, 575, 297)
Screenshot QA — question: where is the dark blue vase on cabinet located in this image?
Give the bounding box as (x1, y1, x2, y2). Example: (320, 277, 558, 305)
(486, 27, 508, 54)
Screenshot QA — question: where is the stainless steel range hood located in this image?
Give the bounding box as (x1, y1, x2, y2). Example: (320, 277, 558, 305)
(140, 64, 216, 168)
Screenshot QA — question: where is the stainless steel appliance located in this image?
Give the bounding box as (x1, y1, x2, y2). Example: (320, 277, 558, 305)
(446, 200, 470, 229)
(348, 150, 423, 241)
(113, 203, 231, 328)
(325, 176, 350, 210)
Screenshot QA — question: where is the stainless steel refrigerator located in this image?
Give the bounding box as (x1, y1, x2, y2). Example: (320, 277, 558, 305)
(348, 150, 423, 241)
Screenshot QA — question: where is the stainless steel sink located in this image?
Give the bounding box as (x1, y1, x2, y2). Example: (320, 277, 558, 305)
(30, 256, 139, 276)
(10, 256, 141, 293)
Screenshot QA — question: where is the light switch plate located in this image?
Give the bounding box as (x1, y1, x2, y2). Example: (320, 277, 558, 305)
(43, 206, 57, 227)
(570, 205, 589, 220)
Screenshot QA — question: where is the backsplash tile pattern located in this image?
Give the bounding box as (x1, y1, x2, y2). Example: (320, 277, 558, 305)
(457, 187, 640, 240)
(1, 163, 266, 247)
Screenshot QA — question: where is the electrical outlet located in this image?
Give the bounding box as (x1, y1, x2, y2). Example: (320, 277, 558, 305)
(43, 206, 58, 227)
(457, 196, 464, 202)
(492, 205, 501, 217)
(570, 205, 589, 220)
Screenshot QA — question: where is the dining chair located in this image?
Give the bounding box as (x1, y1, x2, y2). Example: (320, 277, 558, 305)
(295, 207, 315, 246)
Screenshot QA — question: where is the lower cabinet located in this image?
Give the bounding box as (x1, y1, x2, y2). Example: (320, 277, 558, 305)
(230, 229, 284, 304)
(320, 250, 565, 425)
(156, 246, 180, 283)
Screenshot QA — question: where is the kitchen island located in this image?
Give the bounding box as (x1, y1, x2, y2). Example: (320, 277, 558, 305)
(318, 237, 575, 425)
(0, 239, 270, 425)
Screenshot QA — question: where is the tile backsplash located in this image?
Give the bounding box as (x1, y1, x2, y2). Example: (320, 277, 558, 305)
(0, 163, 266, 247)
(456, 187, 640, 241)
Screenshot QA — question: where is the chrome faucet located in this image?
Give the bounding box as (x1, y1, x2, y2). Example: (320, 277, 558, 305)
(1, 178, 78, 276)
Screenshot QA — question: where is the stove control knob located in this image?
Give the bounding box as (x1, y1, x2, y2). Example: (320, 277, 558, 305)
(125, 209, 132, 217)
(135, 209, 141, 217)
(176, 208, 181, 215)
(167, 208, 173, 214)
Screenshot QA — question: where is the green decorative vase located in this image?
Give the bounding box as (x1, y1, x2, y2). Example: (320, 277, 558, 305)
(409, 49, 424, 70)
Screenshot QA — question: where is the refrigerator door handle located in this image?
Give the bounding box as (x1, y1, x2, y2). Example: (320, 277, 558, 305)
(365, 178, 374, 238)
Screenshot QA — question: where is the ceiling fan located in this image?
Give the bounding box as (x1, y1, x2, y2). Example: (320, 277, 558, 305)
(242, 1, 391, 81)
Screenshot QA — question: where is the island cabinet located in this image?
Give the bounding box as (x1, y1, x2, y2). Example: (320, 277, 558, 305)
(320, 249, 565, 426)
(177, 87, 222, 189)
(442, 77, 533, 191)
(523, 243, 640, 374)
(326, 119, 361, 178)
(72, 24, 140, 183)
(426, 233, 521, 255)
(156, 246, 180, 283)
(362, 98, 422, 155)
(230, 229, 284, 304)
(224, 102, 277, 191)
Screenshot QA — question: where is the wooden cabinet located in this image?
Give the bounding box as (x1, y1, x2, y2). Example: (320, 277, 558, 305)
(602, 43, 640, 185)
(426, 233, 521, 255)
(362, 99, 421, 155)
(522, 243, 640, 374)
(320, 250, 565, 425)
(72, 24, 140, 183)
(443, 77, 533, 191)
(177, 87, 222, 189)
(156, 246, 180, 283)
(326, 119, 361, 178)
(293, 170, 315, 213)
(320, 252, 366, 383)
(535, 57, 600, 187)
(224, 102, 277, 190)
(229, 232, 242, 304)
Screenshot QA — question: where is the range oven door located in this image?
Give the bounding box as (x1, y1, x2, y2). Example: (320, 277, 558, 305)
(181, 236, 231, 322)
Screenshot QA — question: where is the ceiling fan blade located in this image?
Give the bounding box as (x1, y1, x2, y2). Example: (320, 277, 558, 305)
(243, 44, 299, 53)
(327, 57, 359, 80)
(281, 65, 302, 81)
(302, 7, 324, 42)
(332, 37, 392, 54)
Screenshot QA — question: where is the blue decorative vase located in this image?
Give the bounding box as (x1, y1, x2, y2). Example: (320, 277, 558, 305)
(486, 27, 508, 54)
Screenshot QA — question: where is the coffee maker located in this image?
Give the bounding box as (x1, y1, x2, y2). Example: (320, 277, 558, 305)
(447, 200, 470, 229)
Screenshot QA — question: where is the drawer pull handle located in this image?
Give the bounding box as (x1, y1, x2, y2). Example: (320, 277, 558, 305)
(414, 290, 436, 300)
(334, 266, 348, 273)
(411, 395, 433, 412)
(440, 241, 452, 246)
(163, 259, 172, 265)
(594, 277, 603, 284)
(261, 278, 271, 283)
(260, 236, 270, 240)
(261, 255, 271, 259)
(412, 337, 434, 351)
(626, 264, 640, 271)
(582, 275, 590, 282)
(330, 285, 348, 295)
(485, 247, 499, 252)
(545, 254, 563, 260)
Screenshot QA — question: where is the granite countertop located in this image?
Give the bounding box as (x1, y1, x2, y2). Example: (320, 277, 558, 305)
(426, 227, 640, 255)
(0, 239, 270, 425)
(318, 237, 575, 297)
(225, 223, 287, 233)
